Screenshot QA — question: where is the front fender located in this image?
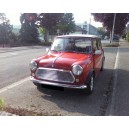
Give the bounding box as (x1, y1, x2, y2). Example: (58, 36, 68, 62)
(85, 69, 94, 84)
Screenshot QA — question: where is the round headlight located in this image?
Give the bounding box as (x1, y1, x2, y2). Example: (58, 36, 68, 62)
(72, 65, 83, 75)
(30, 61, 37, 71)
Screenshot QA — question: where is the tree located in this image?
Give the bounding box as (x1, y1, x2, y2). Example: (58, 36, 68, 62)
(0, 13, 13, 47)
(37, 13, 64, 42)
(92, 13, 129, 35)
(97, 27, 108, 39)
(57, 13, 75, 35)
(20, 13, 39, 43)
(126, 30, 129, 42)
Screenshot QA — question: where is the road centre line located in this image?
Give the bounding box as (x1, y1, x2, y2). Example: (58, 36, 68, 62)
(0, 77, 29, 93)
(109, 47, 119, 115)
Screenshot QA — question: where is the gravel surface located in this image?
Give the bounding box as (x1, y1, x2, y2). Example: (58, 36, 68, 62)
(0, 111, 17, 116)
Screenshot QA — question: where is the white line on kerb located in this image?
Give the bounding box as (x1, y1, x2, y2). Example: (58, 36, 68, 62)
(109, 47, 119, 115)
(0, 77, 29, 93)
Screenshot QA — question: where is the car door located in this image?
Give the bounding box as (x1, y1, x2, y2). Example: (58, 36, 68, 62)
(93, 38, 103, 76)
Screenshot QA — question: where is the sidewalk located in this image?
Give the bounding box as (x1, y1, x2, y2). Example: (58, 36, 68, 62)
(110, 40, 129, 115)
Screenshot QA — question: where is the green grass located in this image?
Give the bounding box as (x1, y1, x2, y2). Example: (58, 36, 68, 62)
(105, 44, 119, 47)
(0, 98, 5, 110)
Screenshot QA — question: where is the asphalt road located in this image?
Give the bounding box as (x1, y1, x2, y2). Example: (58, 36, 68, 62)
(0, 46, 127, 116)
(0, 47, 47, 89)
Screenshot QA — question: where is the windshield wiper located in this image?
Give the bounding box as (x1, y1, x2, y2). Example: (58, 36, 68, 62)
(65, 50, 77, 53)
(65, 50, 89, 54)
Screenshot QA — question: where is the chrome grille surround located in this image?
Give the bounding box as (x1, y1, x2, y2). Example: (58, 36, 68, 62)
(35, 67, 75, 83)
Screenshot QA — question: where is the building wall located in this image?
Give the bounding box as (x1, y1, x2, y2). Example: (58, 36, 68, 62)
(88, 24, 98, 35)
(74, 23, 98, 35)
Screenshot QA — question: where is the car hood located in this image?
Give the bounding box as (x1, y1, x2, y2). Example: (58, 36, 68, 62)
(38, 52, 90, 70)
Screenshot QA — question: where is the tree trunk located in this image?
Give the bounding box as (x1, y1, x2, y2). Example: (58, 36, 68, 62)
(110, 31, 112, 45)
(44, 29, 49, 43)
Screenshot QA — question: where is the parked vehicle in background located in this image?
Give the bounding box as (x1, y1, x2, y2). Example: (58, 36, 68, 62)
(113, 35, 119, 42)
(30, 34, 105, 95)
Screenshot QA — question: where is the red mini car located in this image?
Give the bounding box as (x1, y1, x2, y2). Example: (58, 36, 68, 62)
(30, 34, 105, 94)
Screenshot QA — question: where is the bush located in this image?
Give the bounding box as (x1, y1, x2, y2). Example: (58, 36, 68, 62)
(126, 30, 129, 42)
(0, 98, 5, 110)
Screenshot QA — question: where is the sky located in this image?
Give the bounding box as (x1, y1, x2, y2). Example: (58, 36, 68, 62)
(5, 13, 102, 28)
(73, 13, 102, 27)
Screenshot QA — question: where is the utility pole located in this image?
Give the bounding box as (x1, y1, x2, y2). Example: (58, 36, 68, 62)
(87, 15, 91, 34)
(111, 13, 116, 47)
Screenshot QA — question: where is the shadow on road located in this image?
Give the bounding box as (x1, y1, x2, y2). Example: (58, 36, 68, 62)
(36, 68, 114, 116)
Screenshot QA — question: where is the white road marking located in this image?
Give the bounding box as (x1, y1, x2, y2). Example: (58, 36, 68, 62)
(109, 47, 119, 115)
(0, 77, 29, 93)
(0, 52, 18, 58)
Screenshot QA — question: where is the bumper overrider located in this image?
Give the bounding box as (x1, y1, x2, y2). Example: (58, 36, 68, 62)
(30, 76, 87, 89)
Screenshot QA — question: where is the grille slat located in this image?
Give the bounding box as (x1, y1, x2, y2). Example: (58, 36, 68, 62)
(36, 68, 75, 83)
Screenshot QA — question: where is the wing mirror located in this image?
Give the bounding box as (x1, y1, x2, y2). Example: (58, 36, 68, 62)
(46, 48, 50, 52)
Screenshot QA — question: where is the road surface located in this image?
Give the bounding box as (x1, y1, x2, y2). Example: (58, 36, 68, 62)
(0, 45, 128, 115)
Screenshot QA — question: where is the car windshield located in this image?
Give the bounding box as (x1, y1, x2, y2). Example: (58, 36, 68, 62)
(51, 37, 92, 54)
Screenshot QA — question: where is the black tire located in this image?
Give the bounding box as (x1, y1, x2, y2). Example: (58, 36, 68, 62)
(101, 57, 105, 71)
(100, 60, 104, 71)
(33, 82, 41, 87)
(84, 74, 94, 95)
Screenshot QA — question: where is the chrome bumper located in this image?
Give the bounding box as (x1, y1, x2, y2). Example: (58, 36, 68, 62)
(30, 77, 87, 89)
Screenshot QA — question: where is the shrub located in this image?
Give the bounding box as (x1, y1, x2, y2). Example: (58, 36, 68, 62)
(126, 30, 129, 42)
(0, 98, 5, 110)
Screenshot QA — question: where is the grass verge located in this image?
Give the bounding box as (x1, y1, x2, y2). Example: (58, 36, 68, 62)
(105, 44, 119, 47)
(2, 106, 61, 116)
(0, 98, 5, 110)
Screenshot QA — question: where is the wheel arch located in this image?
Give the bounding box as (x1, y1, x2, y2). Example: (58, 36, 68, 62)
(85, 69, 95, 84)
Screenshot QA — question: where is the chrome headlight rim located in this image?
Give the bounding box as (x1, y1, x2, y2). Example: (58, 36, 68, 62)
(30, 61, 38, 71)
(72, 64, 83, 76)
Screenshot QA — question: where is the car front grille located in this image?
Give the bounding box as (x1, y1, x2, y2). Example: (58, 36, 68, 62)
(35, 67, 75, 83)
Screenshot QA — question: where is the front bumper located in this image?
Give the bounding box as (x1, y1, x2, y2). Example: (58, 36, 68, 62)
(30, 76, 87, 89)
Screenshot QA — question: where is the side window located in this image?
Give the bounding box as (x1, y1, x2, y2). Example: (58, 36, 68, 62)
(75, 38, 92, 53)
(93, 38, 101, 51)
(97, 39, 102, 50)
(93, 39, 98, 51)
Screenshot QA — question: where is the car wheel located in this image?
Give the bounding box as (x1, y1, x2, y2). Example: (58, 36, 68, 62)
(84, 74, 94, 95)
(33, 82, 41, 87)
(100, 60, 104, 71)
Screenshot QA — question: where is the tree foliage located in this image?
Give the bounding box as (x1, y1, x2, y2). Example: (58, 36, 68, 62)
(97, 27, 108, 39)
(37, 13, 76, 42)
(37, 13, 64, 42)
(0, 13, 13, 46)
(57, 13, 75, 35)
(92, 13, 129, 35)
(20, 13, 39, 43)
(126, 30, 129, 42)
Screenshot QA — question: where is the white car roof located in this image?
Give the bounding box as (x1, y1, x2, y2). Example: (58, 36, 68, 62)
(56, 34, 100, 38)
